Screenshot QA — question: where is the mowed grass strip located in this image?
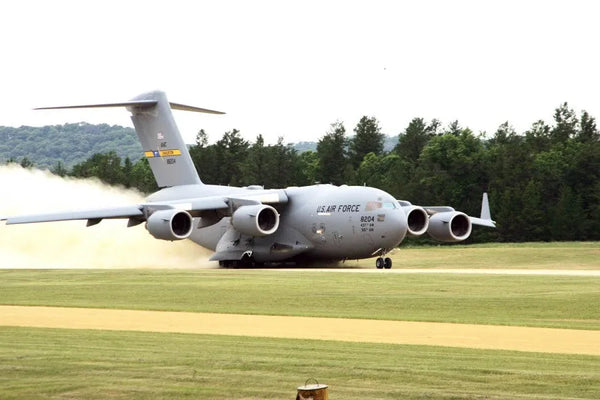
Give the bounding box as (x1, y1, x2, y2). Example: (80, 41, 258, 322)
(389, 241, 600, 269)
(0, 327, 598, 400)
(1, 268, 599, 330)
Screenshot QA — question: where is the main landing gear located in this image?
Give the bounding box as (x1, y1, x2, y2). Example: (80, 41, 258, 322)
(219, 253, 256, 268)
(376, 257, 392, 269)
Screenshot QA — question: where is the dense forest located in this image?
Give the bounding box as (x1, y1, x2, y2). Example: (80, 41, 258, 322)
(3, 102, 599, 243)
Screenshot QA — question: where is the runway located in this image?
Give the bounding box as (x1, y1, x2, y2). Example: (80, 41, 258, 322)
(2, 305, 599, 356)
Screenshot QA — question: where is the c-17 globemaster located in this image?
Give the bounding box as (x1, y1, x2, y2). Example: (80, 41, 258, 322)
(1, 91, 495, 268)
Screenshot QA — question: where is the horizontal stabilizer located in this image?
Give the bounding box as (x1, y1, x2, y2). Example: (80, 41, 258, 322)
(35, 101, 225, 114)
(35, 100, 157, 110)
(169, 102, 225, 114)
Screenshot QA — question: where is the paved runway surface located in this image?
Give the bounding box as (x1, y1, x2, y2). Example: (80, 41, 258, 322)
(1, 305, 599, 356)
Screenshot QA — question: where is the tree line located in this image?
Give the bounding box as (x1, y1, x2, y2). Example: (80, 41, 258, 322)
(5, 102, 600, 242)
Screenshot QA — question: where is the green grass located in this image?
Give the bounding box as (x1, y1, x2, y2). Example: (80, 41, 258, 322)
(388, 241, 600, 269)
(1, 327, 599, 400)
(1, 243, 600, 399)
(1, 269, 599, 329)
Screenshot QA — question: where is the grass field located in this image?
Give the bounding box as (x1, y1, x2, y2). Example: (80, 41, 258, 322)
(387, 241, 600, 269)
(1, 327, 599, 399)
(1, 269, 599, 330)
(1, 242, 599, 399)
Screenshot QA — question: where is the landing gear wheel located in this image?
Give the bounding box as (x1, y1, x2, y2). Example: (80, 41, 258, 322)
(376, 257, 384, 269)
(384, 257, 392, 269)
(240, 253, 255, 268)
(219, 260, 240, 268)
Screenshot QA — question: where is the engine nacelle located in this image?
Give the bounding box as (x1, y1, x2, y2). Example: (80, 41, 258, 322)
(427, 211, 472, 243)
(146, 209, 193, 241)
(231, 204, 279, 237)
(402, 206, 429, 237)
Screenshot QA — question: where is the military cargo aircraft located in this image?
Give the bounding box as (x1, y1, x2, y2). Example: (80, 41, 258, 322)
(1, 91, 495, 268)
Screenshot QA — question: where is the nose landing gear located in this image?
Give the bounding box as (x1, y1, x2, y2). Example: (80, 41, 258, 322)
(376, 257, 392, 269)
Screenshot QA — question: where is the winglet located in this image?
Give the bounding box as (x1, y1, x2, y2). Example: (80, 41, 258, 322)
(480, 192, 491, 220)
(469, 192, 496, 228)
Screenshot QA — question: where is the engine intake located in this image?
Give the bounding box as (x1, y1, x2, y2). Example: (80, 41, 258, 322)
(427, 211, 472, 242)
(231, 204, 279, 236)
(146, 209, 193, 241)
(402, 206, 429, 237)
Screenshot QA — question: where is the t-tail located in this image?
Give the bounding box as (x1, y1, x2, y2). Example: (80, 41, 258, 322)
(36, 90, 224, 188)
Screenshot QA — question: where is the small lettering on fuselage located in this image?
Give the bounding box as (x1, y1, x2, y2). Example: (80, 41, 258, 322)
(316, 204, 361, 213)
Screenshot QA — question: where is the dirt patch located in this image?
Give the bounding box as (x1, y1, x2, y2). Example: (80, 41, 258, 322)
(1, 305, 599, 356)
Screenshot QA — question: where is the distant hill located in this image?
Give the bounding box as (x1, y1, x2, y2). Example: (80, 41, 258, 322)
(0, 123, 143, 169)
(291, 135, 399, 153)
(291, 141, 318, 153)
(0, 123, 400, 168)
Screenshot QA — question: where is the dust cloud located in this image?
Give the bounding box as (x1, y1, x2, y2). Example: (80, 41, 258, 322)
(0, 165, 213, 269)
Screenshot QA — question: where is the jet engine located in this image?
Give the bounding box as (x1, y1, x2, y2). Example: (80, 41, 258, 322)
(402, 206, 429, 237)
(427, 211, 472, 242)
(231, 204, 279, 236)
(146, 209, 193, 241)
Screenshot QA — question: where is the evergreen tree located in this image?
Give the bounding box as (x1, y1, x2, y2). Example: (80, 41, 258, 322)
(195, 129, 209, 147)
(296, 150, 319, 186)
(577, 110, 599, 143)
(51, 161, 68, 177)
(70, 151, 125, 186)
(551, 102, 578, 144)
(130, 158, 158, 193)
(316, 121, 349, 185)
(242, 134, 268, 186)
(395, 118, 439, 164)
(122, 157, 133, 188)
(19, 157, 34, 169)
(348, 116, 385, 168)
(265, 137, 298, 188)
(213, 129, 249, 186)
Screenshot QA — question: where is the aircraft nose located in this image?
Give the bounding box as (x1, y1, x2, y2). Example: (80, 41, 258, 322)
(385, 208, 408, 247)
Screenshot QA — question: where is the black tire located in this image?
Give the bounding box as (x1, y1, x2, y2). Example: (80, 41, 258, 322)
(376, 257, 384, 269)
(240, 253, 255, 268)
(384, 257, 392, 269)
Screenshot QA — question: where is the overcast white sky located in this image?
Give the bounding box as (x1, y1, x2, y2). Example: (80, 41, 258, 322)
(1, 0, 599, 145)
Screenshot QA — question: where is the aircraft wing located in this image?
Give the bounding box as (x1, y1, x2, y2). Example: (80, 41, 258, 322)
(2, 205, 144, 225)
(1, 197, 227, 226)
(1, 190, 288, 226)
(423, 193, 496, 228)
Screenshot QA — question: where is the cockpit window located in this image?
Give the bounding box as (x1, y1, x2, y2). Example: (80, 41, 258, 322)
(365, 201, 382, 211)
(382, 202, 396, 209)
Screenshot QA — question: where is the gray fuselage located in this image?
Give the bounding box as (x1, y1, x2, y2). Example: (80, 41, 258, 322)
(147, 183, 408, 262)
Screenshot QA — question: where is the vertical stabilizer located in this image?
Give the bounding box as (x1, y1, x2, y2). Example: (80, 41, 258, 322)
(128, 91, 201, 188)
(35, 91, 224, 188)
